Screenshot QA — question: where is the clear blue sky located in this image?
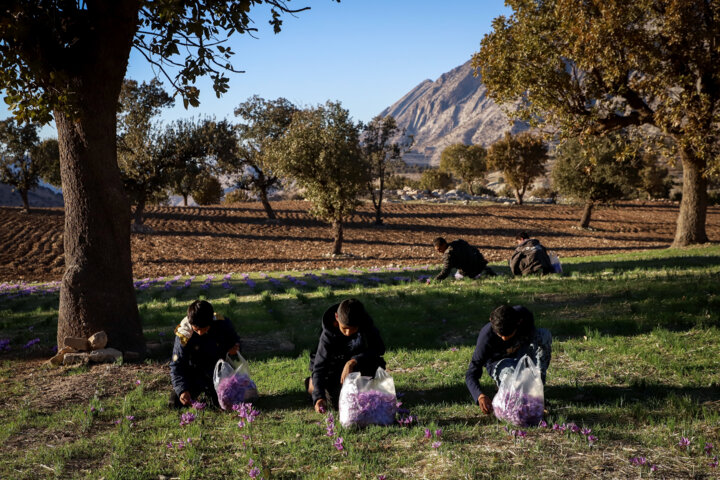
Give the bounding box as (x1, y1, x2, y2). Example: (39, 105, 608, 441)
(2, 0, 511, 136)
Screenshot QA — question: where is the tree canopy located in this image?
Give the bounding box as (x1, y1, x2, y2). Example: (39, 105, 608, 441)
(439, 143, 487, 195)
(473, 0, 720, 245)
(361, 115, 407, 224)
(552, 135, 640, 228)
(487, 132, 547, 205)
(272, 101, 368, 255)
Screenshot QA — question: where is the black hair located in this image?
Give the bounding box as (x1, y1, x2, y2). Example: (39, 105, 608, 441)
(188, 300, 214, 328)
(336, 298, 369, 327)
(433, 237, 447, 248)
(516, 231, 529, 241)
(489, 305, 521, 337)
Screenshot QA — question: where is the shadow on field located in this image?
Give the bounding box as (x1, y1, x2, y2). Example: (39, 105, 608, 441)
(563, 253, 720, 274)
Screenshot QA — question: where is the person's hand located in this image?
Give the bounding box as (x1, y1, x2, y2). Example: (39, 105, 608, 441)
(180, 391, 193, 406)
(227, 343, 240, 356)
(314, 398, 327, 414)
(478, 393, 492, 414)
(426, 278, 432, 286)
(340, 358, 358, 384)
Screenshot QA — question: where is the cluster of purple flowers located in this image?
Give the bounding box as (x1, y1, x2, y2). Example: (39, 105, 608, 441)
(217, 374, 258, 410)
(396, 400, 416, 426)
(23, 337, 40, 349)
(629, 456, 658, 472)
(0, 338, 11, 351)
(339, 390, 398, 428)
(424, 428, 443, 449)
(283, 275, 308, 287)
(115, 415, 136, 427)
(233, 402, 259, 429)
(0, 280, 61, 300)
(705, 443, 718, 468)
(200, 275, 214, 290)
(179, 412, 196, 427)
(167, 438, 192, 450)
(164, 275, 182, 290)
(541, 421, 597, 446)
(239, 274, 257, 290)
(322, 413, 345, 453)
(493, 391, 544, 427)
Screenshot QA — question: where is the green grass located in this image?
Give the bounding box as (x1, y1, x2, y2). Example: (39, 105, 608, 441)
(1, 245, 720, 478)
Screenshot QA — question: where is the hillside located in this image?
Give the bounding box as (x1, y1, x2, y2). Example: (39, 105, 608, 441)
(379, 59, 528, 165)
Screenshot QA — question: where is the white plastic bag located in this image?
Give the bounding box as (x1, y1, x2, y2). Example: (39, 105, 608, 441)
(548, 251, 562, 274)
(213, 354, 258, 410)
(339, 367, 397, 428)
(492, 355, 544, 427)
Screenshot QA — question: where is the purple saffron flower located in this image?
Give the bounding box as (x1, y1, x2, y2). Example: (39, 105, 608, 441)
(248, 458, 254, 467)
(378, 476, 386, 480)
(650, 465, 658, 472)
(709, 456, 718, 468)
(248, 466, 260, 478)
(569, 423, 580, 433)
(192, 401, 206, 411)
(449, 347, 458, 352)
(678, 437, 690, 449)
(538, 420, 548, 428)
(581, 428, 592, 436)
(435, 429, 442, 437)
(135, 380, 141, 385)
(587, 435, 597, 445)
(705, 443, 714, 456)
(126, 415, 135, 421)
(334, 437, 344, 451)
(424, 429, 431, 439)
(180, 412, 196, 427)
(431, 441, 441, 449)
(516, 430, 527, 438)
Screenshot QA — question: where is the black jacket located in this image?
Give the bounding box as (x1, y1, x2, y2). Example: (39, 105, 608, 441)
(465, 306, 536, 402)
(310, 304, 386, 404)
(509, 238, 553, 276)
(170, 315, 241, 396)
(435, 239, 488, 281)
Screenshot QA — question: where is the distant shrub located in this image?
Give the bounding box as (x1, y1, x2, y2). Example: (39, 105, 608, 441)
(419, 169, 453, 191)
(708, 191, 720, 206)
(223, 189, 251, 204)
(385, 175, 419, 191)
(191, 175, 224, 205)
(530, 186, 557, 200)
(474, 186, 497, 197)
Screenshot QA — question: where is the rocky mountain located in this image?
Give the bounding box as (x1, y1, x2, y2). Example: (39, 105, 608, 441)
(379, 59, 528, 166)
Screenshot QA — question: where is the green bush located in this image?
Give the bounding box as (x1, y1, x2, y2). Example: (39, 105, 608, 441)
(419, 169, 453, 191)
(222, 188, 251, 204)
(191, 175, 224, 205)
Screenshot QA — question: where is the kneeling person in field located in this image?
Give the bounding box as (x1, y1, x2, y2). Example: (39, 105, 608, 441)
(509, 231, 554, 276)
(306, 298, 386, 413)
(169, 300, 241, 408)
(466, 305, 552, 414)
(430, 237, 496, 283)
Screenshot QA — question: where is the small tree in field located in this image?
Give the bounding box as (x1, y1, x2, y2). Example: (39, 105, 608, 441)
(439, 143, 487, 195)
(191, 175, 224, 205)
(552, 136, 640, 228)
(273, 102, 369, 255)
(487, 132, 547, 205)
(361, 115, 407, 225)
(117, 79, 174, 225)
(33, 139, 61, 188)
(0, 118, 42, 213)
(223, 96, 297, 220)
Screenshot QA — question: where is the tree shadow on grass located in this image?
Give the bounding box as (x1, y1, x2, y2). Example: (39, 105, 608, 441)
(563, 253, 720, 274)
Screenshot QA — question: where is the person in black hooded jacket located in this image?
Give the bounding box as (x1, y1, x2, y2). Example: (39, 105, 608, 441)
(509, 232, 554, 276)
(466, 305, 552, 414)
(306, 298, 386, 413)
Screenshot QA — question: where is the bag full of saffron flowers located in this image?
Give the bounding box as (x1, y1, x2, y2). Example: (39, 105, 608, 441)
(339, 367, 397, 428)
(213, 354, 258, 410)
(492, 354, 544, 427)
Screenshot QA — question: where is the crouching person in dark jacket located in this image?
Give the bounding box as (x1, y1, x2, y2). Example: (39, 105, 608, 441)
(430, 237, 496, 283)
(169, 300, 241, 408)
(509, 232, 554, 276)
(306, 298, 386, 413)
(466, 305, 552, 414)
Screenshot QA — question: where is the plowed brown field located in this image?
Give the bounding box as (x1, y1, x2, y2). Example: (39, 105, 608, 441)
(2, 200, 719, 281)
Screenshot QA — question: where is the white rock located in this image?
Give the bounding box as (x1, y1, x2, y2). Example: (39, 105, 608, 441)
(88, 348, 123, 364)
(88, 331, 108, 350)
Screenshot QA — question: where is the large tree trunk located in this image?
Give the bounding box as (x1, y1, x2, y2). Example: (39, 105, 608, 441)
(514, 188, 524, 205)
(20, 189, 30, 213)
(332, 219, 344, 255)
(672, 148, 708, 247)
(182, 193, 189, 207)
(579, 201, 594, 229)
(56, 1, 145, 356)
(259, 187, 276, 220)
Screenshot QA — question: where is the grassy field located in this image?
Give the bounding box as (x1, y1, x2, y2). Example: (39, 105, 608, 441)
(1, 245, 720, 479)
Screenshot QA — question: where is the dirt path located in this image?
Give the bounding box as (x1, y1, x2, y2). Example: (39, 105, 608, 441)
(2, 200, 719, 281)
